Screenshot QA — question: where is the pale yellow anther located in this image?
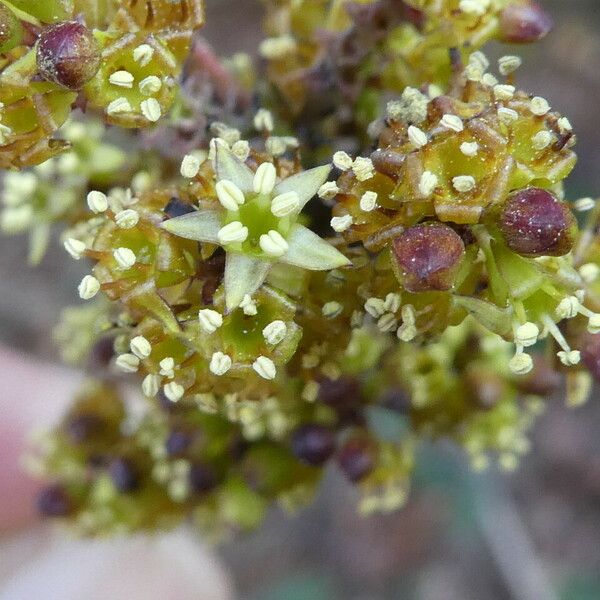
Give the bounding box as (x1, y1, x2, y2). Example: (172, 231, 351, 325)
(407, 125, 428, 148)
(440, 114, 464, 132)
(78, 275, 100, 300)
(460, 141, 479, 157)
(263, 320, 287, 345)
(141, 98, 161, 122)
(498, 55, 522, 76)
(253, 162, 277, 194)
(452, 175, 476, 193)
(419, 171, 438, 197)
(216, 179, 245, 210)
(109, 70, 134, 89)
(115, 209, 139, 229)
(198, 309, 223, 334)
(106, 97, 132, 115)
(530, 96, 550, 116)
(509, 352, 533, 375)
(64, 238, 86, 260)
(322, 301, 343, 319)
(159, 357, 175, 378)
(332, 151, 353, 171)
(253, 356, 277, 380)
(352, 157, 375, 181)
(217, 221, 248, 245)
(133, 44, 154, 66)
(210, 352, 232, 376)
(87, 190, 108, 213)
(139, 75, 162, 96)
(164, 382, 184, 402)
(318, 181, 339, 200)
(113, 247, 136, 269)
(359, 191, 378, 212)
(515, 322, 539, 347)
(115, 353, 140, 373)
(142, 374, 161, 397)
(259, 230, 289, 257)
(330, 214, 353, 233)
(130, 335, 152, 359)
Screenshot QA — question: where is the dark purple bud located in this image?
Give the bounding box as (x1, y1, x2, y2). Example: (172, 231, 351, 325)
(165, 430, 192, 456)
(164, 197, 196, 218)
(499, 188, 576, 257)
(291, 424, 335, 466)
(392, 223, 465, 292)
(66, 413, 103, 444)
(108, 458, 139, 493)
(37, 484, 72, 517)
(500, 2, 553, 44)
(188, 462, 219, 494)
(36, 21, 101, 90)
(0, 3, 22, 53)
(337, 438, 375, 482)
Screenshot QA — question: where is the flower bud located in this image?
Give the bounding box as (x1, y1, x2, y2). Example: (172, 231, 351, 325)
(0, 3, 22, 53)
(500, 1, 553, 43)
(337, 437, 375, 482)
(392, 223, 465, 292)
(36, 21, 101, 90)
(291, 424, 335, 466)
(498, 188, 576, 257)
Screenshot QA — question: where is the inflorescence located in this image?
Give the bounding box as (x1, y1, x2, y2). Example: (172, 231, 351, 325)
(3, 0, 600, 538)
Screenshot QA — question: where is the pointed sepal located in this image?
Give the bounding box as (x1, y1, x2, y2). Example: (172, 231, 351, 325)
(274, 164, 331, 210)
(281, 224, 351, 271)
(224, 253, 271, 311)
(215, 144, 255, 192)
(160, 210, 221, 244)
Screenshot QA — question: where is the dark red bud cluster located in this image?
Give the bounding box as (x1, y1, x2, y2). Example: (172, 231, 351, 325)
(498, 188, 576, 257)
(36, 21, 101, 90)
(392, 223, 465, 292)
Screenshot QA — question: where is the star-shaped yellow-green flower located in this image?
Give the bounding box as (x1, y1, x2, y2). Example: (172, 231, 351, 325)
(162, 144, 351, 310)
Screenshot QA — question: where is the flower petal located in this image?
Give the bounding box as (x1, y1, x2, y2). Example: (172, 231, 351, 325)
(280, 224, 351, 270)
(274, 165, 331, 210)
(160, 210, 221, 243)
(224, 254, 271, 311)
(215, 144, 255, 192)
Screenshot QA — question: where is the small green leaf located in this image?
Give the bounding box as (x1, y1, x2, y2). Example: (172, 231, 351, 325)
(160, 210, 221, 243)
(215, 144, 255, 192)
(224, 253, 271, 311)
(281, 224, 351, 270)
(274, 164, 331, 210)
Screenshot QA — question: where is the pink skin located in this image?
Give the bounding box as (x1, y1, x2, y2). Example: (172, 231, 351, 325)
(0, 347, 81, 532)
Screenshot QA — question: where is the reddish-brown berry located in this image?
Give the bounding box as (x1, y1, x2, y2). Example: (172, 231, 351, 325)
(392, 223, 465, 292)
(498, 188, 576, 257)
(36, 21, 101, 90)
(500, 2, 553, 43)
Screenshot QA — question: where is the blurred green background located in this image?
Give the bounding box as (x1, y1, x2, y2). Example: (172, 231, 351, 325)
(2, 1, 600, 598)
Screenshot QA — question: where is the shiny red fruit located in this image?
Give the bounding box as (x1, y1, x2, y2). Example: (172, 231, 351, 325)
(36, 21, 101, 90)
(392, 223, 465, 292)
(499, 188, 576, 257)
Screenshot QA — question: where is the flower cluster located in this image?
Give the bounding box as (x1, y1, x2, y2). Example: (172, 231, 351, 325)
(3, 1, 600, 537)
(0, 0, 204, 168)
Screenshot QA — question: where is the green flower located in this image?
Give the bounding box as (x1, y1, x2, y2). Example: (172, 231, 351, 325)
(162, 144, 351, 310)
